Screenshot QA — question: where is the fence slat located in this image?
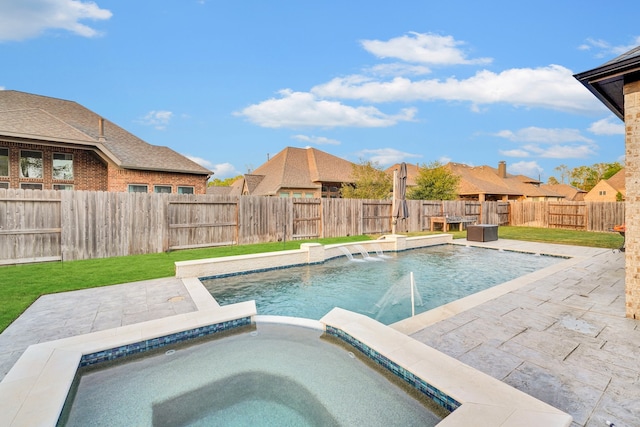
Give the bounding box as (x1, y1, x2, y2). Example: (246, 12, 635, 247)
(0, 189, 627, 264)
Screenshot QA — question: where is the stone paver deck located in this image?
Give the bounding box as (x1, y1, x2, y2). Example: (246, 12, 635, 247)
(0, 239, 637, 426)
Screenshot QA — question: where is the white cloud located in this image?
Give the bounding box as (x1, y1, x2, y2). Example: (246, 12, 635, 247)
(291, 134, 341, 145)
(356, 148, 422, 166)
(138, 110, 173, 130)
(507, 161, 543, 178)
(521, 143, 596, 159)
(235, 89, 416, 128)
(366, 63, 432, 77)
(185, 157, 240, 178)
(0, 0, 112, 41)
(495, 126, 597, 160)
(185, 155, 213, 169)
(312, 65, 603, 114)
(211, 162, 241, 178)
(579, 36, 640, 57)
(588, 117, 625, 135)
(499, 149, 530, 157)
(361, 32, 492, 66)
(494, 126, 593, 143)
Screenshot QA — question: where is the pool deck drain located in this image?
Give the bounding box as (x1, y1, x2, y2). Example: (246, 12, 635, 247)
(0, 239, 637, 426)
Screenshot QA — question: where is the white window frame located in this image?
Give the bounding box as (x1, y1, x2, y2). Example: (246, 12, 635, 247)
(0, 148, 8, 177)
(154, 185, 172, 193)
(52, 153, 74, 180)
(128, 184, 148, 193)
(177, 186, 194, 194)
(20, 150, 43, 178)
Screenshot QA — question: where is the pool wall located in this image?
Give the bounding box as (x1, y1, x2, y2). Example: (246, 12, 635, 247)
(0, 235, 576, 426)
(175, 233, 452, 279)
(321, 308, 573, 426)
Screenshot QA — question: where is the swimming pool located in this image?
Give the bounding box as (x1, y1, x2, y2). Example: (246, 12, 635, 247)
(59, 322, 447, 426)
(203, 245, 562, 324)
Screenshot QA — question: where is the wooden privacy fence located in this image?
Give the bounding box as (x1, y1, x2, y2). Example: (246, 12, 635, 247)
(0, 189, 626, 264)
(508, 201, 624, 231)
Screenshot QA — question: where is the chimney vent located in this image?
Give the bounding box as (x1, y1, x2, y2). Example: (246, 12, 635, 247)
(98, 118, 106, 142)
(498, 161, 507, 178)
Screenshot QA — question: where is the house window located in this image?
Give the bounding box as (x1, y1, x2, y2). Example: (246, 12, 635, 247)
(305, 193, 313, 198)
(0, 148, 8, 176)
(177, 186, 194, 194)
(280, 192, 290, 198)
(20, 183, 43, 190)
(128, 184, 148, 193)
(20, 150, 43, 178)
(154, 185, 172, 193)
(0, 182, 8, 189)
(53, 153, 73, 180)
(599, 190, 606, 196)
(53, 184, 73, 190)
(293, 192, 302, 198)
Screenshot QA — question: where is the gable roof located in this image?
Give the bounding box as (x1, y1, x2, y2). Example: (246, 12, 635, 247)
(574, 45, 640, 120)
(446, 162, 562, 198)
(0, 90, 211, 176)
(243, 147, 355, 196)
(539, 183, 586, 201)
(606, 168, 626, 193)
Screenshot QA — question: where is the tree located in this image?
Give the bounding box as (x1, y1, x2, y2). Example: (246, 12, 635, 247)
(208, 175, 243, 187)
(407, 161, 459, 201)
(554, 164, 569, 184)
(547, 176, 560, 185)
(340, 160, 392, 199)
(567, 161, 623, 191)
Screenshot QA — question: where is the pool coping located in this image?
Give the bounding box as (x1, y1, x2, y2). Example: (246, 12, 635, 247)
(0, 236, 583, 426)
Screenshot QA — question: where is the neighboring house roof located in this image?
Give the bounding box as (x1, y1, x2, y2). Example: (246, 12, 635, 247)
(606, 168, 626, 196)
(239, 147, 355, 196)
(446, 162, 563, 199)
(386, 163, 420, 187)
(387, 161, 563, 199)
(584, 168, 626, 201)
(0, 90, 211, 176)
(574, 45, 640, 120)
(539, 183, 587, 201)
(206, 186, 232, 196)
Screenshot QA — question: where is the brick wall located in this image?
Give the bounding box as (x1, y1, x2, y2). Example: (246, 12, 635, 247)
(0, 140, 108, 191)
(624, 80, 640, 319)
(107, 167, 207, 194)
(0, 140, 207, 194)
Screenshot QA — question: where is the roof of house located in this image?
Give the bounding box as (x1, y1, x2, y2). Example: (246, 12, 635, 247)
(605, 168, 626, 193)
(386, 161, 563, 199)
(386, 163, 420, 187)
(574, 45, 640, 120)
(446, 163, 562, 198)
(0, 90, 211, 176)
(539, 183, 586, 201)
(240, 147, 355, 196)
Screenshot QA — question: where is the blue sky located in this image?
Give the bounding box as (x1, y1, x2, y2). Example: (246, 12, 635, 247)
(0, 1, 635, 181)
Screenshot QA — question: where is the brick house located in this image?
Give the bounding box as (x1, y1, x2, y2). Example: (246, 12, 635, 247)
(0, 90, 212, 193)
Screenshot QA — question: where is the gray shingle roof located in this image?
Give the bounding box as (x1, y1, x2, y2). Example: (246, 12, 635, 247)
(0, 90, 211, 175)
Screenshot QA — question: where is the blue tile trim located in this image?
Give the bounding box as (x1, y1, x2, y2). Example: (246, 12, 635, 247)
(325, 325, 461, 413)
(79, 317, 252, 367)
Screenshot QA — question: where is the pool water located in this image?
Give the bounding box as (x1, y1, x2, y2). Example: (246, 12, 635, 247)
(59, 323, 446, 426)
(203, 245, 562, 324)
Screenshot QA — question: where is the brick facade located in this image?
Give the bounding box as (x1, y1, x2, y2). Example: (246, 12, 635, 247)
(624, 80, 640, 319)
(0, 139, 207, 194)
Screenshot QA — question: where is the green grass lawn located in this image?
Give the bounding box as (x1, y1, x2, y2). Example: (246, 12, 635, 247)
(0, 227, 624, 332)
